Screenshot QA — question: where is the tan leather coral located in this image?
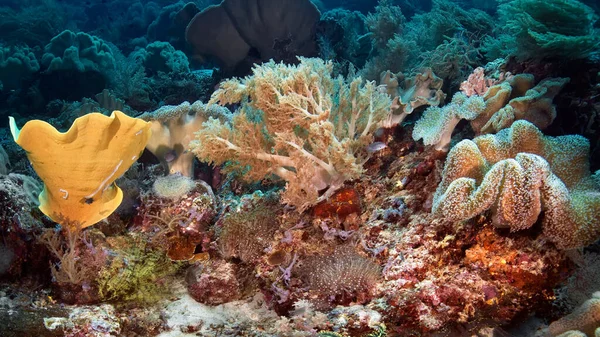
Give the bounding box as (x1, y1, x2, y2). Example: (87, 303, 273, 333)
(432, 120, 600, 249)
(9, 111, 151, 228)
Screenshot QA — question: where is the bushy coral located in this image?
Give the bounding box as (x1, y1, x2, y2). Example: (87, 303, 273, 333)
(365, 0, 405, 49)
(496, 0, 600, 60)
(317, 9, 370, 67)
(97, 235, 181, 303)
(432, 120, 600, 249)
(192, 57, 391, 211)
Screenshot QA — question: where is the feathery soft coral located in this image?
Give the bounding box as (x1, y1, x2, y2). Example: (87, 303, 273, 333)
(192, 57, 391, 211)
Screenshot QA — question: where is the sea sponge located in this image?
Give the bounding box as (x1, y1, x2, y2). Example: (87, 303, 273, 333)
(185, 0, 320, 70)
(139, 100, 231, 177)
(432, 120, 600, 249)
(9, 111, 151, 228)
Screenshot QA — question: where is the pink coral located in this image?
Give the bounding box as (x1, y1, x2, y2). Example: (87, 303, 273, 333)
(460, 67, 497, 97)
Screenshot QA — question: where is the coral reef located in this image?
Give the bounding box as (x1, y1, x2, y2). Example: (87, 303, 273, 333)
(1, 0, 600, 336)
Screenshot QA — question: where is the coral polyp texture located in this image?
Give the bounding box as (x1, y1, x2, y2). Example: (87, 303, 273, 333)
(192, 57, 391, 210)
(433, 120, 600, 249)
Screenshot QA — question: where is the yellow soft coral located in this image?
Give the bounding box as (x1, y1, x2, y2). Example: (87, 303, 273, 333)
(9, 111, 150, 228)
(433, 120, 600, 249)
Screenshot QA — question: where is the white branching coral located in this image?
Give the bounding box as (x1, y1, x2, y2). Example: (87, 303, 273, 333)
(192, 57, 391, 211)
(433, 120, 600, 249)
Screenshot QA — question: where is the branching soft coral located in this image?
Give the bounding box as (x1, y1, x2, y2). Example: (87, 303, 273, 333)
(432, 120, 600, 249)
(192, 57, 391, 211)
(498, 0, 600, 60)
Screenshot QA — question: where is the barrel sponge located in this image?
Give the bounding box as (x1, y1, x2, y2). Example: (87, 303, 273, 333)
(185, 0, 320, 69)
(9, 111, 151, 228)
(433, 120, 600, 249)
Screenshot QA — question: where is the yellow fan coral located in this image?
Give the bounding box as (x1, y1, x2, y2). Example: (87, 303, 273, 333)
(433, 120, 600, 249)
(9, 111, 151, 228)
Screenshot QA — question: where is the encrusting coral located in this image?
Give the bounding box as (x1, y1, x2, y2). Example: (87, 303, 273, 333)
(432, 120, 600, 249)
(192, 57, 391, 211)
(9, 111, 151, 228)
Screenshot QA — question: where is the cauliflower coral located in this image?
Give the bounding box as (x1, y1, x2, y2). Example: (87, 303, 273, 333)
(192, 57, 391, 211)
(432, 120, 600, 249)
